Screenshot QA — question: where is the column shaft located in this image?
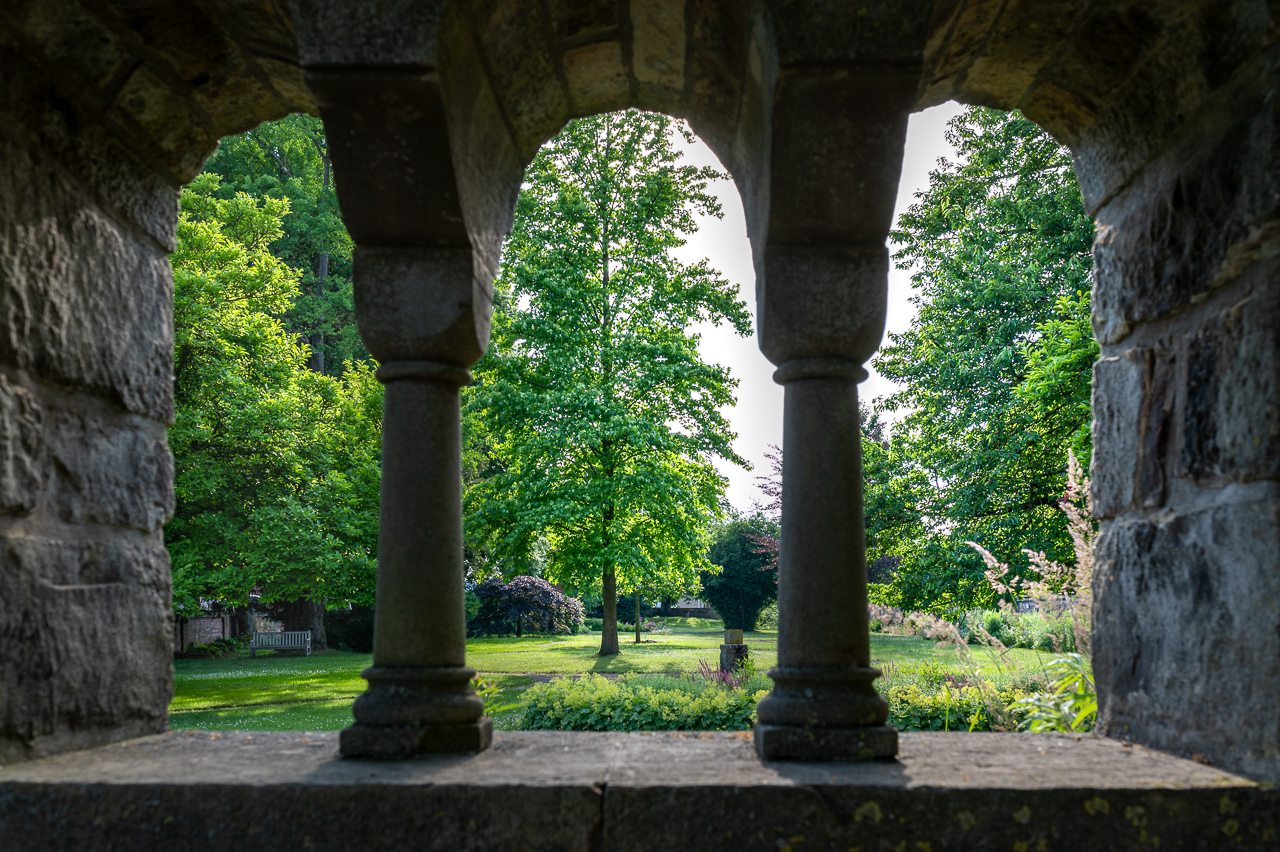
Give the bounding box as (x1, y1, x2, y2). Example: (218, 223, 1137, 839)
(776, 377, 868, 670)
(373, 378, 466, 668)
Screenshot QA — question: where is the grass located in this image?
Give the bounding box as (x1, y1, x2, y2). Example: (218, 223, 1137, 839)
(169, 621, 1063, 731)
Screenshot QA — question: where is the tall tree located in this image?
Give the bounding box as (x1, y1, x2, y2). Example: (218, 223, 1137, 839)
(168, 174, 382, 642)
(465, 110, 751, 655)
(873, 107, 1097, 612)
(201, 115, 363, 375)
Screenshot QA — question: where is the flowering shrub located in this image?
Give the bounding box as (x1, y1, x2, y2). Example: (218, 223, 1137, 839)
(467, 576, 585, 636)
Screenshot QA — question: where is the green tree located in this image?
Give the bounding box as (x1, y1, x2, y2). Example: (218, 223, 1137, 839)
(201, 115, 363, 374)
(874, 107, 1096, 612)
(167, 174, 382, 640)
(700, 515, 779, 631)
(465, 110, 752, 655)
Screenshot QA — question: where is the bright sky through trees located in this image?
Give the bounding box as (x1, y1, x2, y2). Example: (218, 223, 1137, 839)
(677, 102, 966, 511)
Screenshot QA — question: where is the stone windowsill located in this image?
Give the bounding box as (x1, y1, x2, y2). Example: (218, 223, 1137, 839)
(1, 730, 1275, 850)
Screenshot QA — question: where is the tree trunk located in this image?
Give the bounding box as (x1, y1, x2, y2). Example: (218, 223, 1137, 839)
(599, 569, 619, 655)
(279, 599, 327, 651)
(634, 594, 641, 644)
(232, 607, 252, 639)
(308, 250, 328, 373)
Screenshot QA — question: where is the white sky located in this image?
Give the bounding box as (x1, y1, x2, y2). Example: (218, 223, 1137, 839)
(674, 102, 966, 512)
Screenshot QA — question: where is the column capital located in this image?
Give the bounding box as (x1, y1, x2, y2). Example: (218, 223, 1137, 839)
(758, 243, 888, 368)
(354, 245, 491, 367)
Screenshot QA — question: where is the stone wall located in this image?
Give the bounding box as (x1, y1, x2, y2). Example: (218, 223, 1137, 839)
(1087, 42, 1280, 780)
(0, 0, 307, 765)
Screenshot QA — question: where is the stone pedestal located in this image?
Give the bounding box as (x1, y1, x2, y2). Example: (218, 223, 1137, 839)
(719, 644, 749, 673)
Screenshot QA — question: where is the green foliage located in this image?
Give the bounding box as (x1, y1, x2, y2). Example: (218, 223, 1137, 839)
(1010, 653, 1097, 732)
(882, 682, 1024, 732)
(520, 673, 768, 731)
(958, 609, 1076, 652)
(201, 114, 363, 373)
(700, 515, 779, 630)
(875, 107, 1097, 612)
(167, 174, 382, 615)
(325, 607, 375, 653)
(464, 110, 751, 653)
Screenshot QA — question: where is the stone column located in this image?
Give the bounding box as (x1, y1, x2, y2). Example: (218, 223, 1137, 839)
(302, 63, 497, 757)
(337, 247, 493, 759)
(752, 71, 914, 761)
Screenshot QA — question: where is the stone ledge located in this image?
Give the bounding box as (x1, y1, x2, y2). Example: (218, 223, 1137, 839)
(0, 730, 1274, 851)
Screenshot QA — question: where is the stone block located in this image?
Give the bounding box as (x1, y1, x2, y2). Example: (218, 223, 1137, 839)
(562, 40, 629, 117)
(470, 0, 568, 160)
(1093, 497, 1280, 781)
(1178, 271, 1279, 486)
(0, 33, 180, 251)
(0, 536, 173, 764)
(547, 0, 618, 43)
(46, 402, 174, 532)
(1090, 351, 1145, 518)
(0, 373, 44, 515)
(1090, 54, 1280, 344)
(0, 132, 175, 422)
(1073, 6, 1270, 214)
(287, 0, 444, 66)
(108, 65, 219, 182)
(755, 722, 898, 761)
(631, 0, 685, 90)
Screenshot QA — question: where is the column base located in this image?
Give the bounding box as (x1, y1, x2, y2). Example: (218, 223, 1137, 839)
(340, 717, 493, 759)
(754, 722, 898, 761)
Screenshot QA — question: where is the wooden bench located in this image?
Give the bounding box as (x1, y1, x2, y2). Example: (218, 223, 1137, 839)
(249, 630, 312, 657)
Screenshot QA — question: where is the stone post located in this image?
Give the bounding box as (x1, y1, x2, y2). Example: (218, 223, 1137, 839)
(337, 248, 493, 758)
(752, 72, 914, 761)
(296, 57, 498, 758)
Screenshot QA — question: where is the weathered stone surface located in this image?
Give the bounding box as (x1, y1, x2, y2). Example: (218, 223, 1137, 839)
(0, 536, 173, 765)
(562, 40, 629, 117)
(0, 374, 44, 515)
(0, 131, 174, 422)
(1178, 265, 1279, 486)
(1091, 51, 1280, 345)
(46, 401, 174, 533)
(1094, 496, 1280, 781)
(1090, 351, 1145, 518)
(1, 731, 1274, 851)
(630, 0, 686, 90)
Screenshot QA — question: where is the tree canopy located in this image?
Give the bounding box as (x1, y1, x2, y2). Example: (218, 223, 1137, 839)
(200, 114, 363, 374)
(872, 106, 1097, 612)
(167, 174, 382, 621)
(700, 515, 779, 631)
(464, 110, 751, 655)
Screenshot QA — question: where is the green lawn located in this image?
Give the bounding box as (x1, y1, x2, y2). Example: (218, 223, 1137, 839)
(169, 623, 1060, 731)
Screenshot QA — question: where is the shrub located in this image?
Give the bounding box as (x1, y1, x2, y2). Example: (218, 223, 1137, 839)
(468, 576, 585, 637)
(583, 617, 604, 631)
(700, 515, 779, 630)
(325, 606, 374, 653)
(883, 682, 1024, 732)
(756, 601, 778, 629)
(521, 674, 767, 731)
(956, 609, 1075, 652)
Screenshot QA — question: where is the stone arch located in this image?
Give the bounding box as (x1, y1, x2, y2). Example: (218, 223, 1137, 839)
(433, 0, 775, 303)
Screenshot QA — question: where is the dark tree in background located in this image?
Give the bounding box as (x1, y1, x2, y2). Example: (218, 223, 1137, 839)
(468, 576, 586, 637)
(700, 516, 779, 631)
